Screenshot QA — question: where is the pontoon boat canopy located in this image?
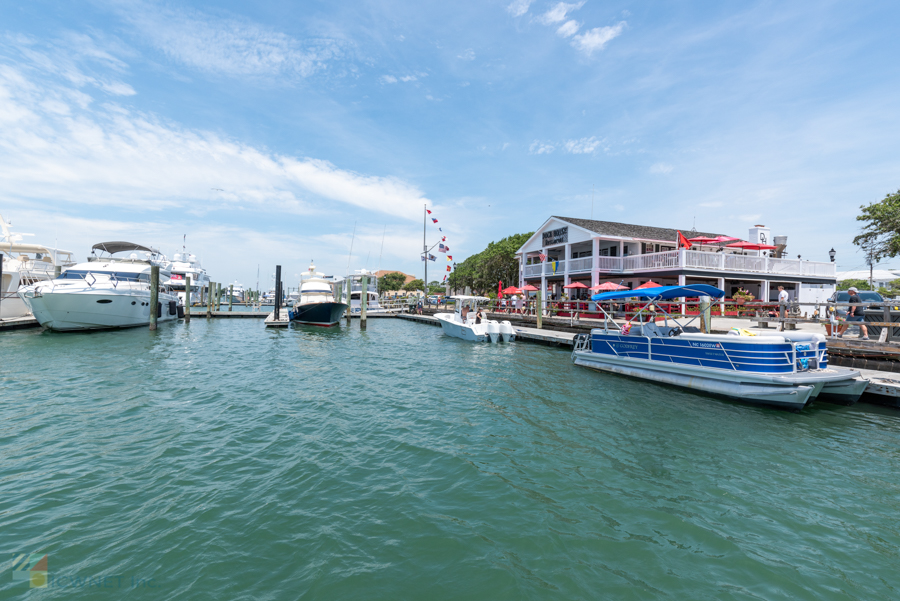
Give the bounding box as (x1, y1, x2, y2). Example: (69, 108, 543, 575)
(91, 242, 156, 254)
(591, 284, 725, 302)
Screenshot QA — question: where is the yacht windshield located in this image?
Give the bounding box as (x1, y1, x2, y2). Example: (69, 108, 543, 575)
(58, 270, 150, 282)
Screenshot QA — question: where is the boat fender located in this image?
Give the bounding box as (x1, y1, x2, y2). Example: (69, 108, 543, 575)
(168, 300, 177, 315)
(177, 305, 185, 318)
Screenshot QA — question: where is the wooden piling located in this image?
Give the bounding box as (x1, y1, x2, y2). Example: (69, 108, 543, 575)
(699, 295, 710, 334)
(184, 276, 191, 323)
(149, 265, 159, 331)
(229, 284, 234, 312)
(274, 265, 282, 321)
(217, 283, 223, 312)
(345, 278, 352, 324)
(360, 274, 368, 330)
(536, 291, 543, 329)
(207, 281, 214, 318)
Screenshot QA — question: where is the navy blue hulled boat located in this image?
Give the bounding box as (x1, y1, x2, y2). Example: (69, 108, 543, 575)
(289, 263, 348, 327)
(572, 285, 866, 410)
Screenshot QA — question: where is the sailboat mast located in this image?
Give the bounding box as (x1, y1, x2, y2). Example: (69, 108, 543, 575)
(423, 204, 427, 297)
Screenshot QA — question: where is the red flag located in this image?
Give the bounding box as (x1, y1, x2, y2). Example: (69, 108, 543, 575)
(446, 265, 451, 272)
(677, 231, 692, 249)
(427, 209, 432, 214)
(432, 218, 438, 223)
(498, 280, 503, 297)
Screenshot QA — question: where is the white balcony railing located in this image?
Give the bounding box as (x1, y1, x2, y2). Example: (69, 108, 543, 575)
(568, 257, 593, 272)
(522, 249, 835, 279)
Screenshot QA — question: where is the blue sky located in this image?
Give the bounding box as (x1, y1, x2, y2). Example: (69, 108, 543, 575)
(1, 0, 898, 288)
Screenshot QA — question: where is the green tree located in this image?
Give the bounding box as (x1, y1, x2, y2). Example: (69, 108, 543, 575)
(404, 279, 424, 292)
(378, 272, 408, 294)
(447, 232, 533, 294)
(854, 189, 900, 260)
(838, 278, 870, 291)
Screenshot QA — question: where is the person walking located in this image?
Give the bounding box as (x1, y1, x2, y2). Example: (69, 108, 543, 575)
(838, 287, 869, 340)
(777, 285, 789, 331)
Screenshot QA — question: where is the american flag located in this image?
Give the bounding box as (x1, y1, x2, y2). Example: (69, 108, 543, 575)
(439, 243, 448, 253)
(539, 253, 547, 262)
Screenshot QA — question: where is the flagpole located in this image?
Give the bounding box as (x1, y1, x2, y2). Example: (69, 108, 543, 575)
(423, 204, 427, 299)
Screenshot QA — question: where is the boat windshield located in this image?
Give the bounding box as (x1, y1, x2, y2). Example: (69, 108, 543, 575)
(58, 270, 150, 282)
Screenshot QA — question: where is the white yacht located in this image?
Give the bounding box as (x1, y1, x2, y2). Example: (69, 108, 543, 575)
(19, 242, 182, 331)
(344, 269, 390, 314)
(166, 252, 210, 306)
(434, 296, 516, 343)
(1, 216, 76, 320)
(290, 263, 348, 326)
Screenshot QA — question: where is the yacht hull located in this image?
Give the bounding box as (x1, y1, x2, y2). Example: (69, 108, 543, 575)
(290, 302, 348, 326)
(22, 289, 180, 331)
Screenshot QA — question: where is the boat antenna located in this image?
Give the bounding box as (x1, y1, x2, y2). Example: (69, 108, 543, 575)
(591, 184, 594, 221)
(377, 224, 386, 274)
(365, 251, 371, 270)
(183, 234, 186, 254)
(256, 264, 259, 293)
(347, 221, 357, 274)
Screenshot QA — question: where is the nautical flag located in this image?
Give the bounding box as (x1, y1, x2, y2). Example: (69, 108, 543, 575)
(446, 266, 451, 272)
(439, 243, 447, 253)
(432, 218, 438, 223)
(447, 255, 452, 261)
(677, 230, 693, 250)
(539, 253, 547, 262)
(442, 236, 446, 241)
(552, 261, 558, 274)
(427, 209, 432, 214)
(429, 254, 436, 261)
(439, 227, 442, 232)
(421, 255, 426, 261)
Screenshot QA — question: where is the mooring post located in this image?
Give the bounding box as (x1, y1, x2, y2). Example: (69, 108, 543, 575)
(536, 290, 543, 329)
(884, 303, 892, 343)
(699, 295, 710, 334)
(200, 283, 205, 308)
(207, 281, 213, 318)
(345, 278, 352, 324)
(149, 264, 159, 331)
(184, 276, 191, 323)
(274, 265, 282, 321)
(360, 274, 368, 330)
(228, 284, 234, 312)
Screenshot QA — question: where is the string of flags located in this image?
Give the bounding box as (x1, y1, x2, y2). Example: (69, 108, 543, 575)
(424, 205, 455, 281)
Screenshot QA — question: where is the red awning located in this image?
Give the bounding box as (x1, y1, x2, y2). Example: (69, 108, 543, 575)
(726, 241, 777, 251)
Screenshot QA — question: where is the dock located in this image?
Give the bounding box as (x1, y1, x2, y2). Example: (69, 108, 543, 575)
(264, 310, 290, 328)
(396, 313, 575, 346)
(0, 316, 40, 330)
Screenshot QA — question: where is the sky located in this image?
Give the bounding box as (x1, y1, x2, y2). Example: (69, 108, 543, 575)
(1, 0, 899, 289)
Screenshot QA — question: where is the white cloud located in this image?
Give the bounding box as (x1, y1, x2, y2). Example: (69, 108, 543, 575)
(564, 137, 601, 154)
(399, 75, 417, 82)
(529, 140, 555, 154)
(457, 49, 476, 61)
(380, 75, 398, 84)
(0, 63, 432, 221)
(571, 21, 626, 55)
(538, 2, 585, 25)
(117, 2, 342, 79)
(650, 162, 674, 174)
(556, 20, 581, 38)
(507, 0, 534, 17)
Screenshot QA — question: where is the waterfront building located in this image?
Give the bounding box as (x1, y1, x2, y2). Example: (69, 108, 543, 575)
(516, 216, 836, 305)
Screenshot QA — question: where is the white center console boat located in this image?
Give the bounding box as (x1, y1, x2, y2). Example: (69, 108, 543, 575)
(19, 241, 182, 331)
(434, 296, 516, 343)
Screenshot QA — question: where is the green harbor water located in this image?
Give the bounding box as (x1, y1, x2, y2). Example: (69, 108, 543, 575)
(2, 318, 899, 599)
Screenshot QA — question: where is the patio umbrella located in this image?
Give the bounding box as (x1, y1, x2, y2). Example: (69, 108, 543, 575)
(563, 282, 589, 289)
(636, 280, 662, 289)
(591, 282, 627, 291)
(522, 284, 539, 291)
(688, 235, 740, 250)
(726, 241, 777, 251)
(501, 286, 521, 295)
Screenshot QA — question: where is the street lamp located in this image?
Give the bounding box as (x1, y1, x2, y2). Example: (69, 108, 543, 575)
(828, 248, 836, 262)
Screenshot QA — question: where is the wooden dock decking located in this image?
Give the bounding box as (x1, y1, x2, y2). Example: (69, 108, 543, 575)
(264, 310, 290, 327)
(0, 315, 40, 330)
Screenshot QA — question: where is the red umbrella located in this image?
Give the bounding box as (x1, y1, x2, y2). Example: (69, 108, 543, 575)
(498, 280, 503, 298)
(522, 284, 539, 291)
(592, 282, 627, 291)
(501, 286, 521, 295)
(636, 280, 662, 289)
(563, 282, 589, 289)
(726, 241, 777, 251)
(689, 235, 739, 244)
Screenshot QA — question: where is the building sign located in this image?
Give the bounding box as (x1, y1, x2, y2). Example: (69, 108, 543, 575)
(542, 226, 568, 246)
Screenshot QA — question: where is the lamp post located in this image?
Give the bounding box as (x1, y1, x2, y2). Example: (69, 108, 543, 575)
(828, 248, 836, 262)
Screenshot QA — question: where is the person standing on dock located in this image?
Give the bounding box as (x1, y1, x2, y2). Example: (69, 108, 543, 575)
(777, 286, 789, 320)
(838, 287, 869, 340)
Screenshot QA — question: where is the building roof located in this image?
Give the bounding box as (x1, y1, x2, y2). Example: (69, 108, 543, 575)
(837, 270, 899, 282)
(374, 270, 417, 285)
(552, 216, 725, 242)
